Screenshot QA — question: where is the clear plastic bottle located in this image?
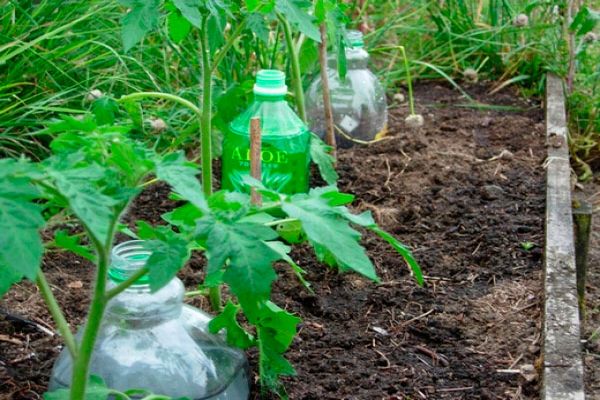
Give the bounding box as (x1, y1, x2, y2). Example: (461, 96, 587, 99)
(49, 240, 249, 400)
(221, 69, 310, 194)
(306, 30, 388, 148)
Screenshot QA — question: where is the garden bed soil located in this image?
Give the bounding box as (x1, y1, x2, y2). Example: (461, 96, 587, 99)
(0, 82, 546, 399)
(579, 177, 600, 399)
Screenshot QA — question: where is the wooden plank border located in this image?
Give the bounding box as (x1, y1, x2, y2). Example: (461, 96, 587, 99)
(543, 74, 585, 400)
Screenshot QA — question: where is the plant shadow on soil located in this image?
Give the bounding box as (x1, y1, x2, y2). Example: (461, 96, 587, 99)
(0, 82, 546, 400)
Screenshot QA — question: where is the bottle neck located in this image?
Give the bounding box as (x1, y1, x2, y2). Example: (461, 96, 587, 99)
(105, 278, 184, 328)
(327, 47, 370, 70)
(254, 93, 286, 102)
(106, 241, 183, 328)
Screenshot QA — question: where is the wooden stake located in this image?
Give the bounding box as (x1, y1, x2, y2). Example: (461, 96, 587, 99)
(573, 200, 592, 308)
(318, 23, 336, 159)
(250, 117, 262, 206)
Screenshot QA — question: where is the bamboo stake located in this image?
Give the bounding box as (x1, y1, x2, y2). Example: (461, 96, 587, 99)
(250, 117, 262, 206)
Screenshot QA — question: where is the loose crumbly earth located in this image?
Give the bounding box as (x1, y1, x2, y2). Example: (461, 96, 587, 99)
(579, 177, 600, 400)
(0, 83, 546, 400)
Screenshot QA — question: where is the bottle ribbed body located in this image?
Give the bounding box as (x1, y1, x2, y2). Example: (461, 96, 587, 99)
(306, 33, 388, 148)
(48, 241, 249, 400)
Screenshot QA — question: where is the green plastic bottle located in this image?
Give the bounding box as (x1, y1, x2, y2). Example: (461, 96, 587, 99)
(221, 69, 310, 194)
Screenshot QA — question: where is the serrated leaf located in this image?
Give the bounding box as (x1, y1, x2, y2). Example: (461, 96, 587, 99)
(282, 190, 378, 281)
(121, 99, 144, 130)
(119, 0, 161, 51)
(275, 219, 305, 244)
(53, 230, 95, 262)
(168, 10, 192, 42)
(144, 235, 190, 292)
(43, 375, 110, 400)
(196, 215, 280, 297)
(173, 0, 203, 28)
(333, 206, 423, 285)
(256, 301, 300, 386)
(371, 227, 423, 286)
(265, 241, 312, 291)
(275, 0, 320, 42)
(0, 178, 45, 296)
(309, 134, 338, 185)
(92, 97, 119, 126)
(570, 7, 600, 35)
(156, 152, 207, 212)
(246, 13, 270, 43)
(48, 114, 97, 134)
(299, 39, 318, 75)
(48, 165, 120, 244)
(208, 301, 255, 349)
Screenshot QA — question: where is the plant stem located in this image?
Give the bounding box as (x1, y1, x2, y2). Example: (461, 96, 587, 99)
(118, 92, 201, 118)
(278, 13, 307, 122)
(199, 19, 213, 197)
(69, 240, 110, 400)
(199, 17, 221, 312)
(104, 267, 149, 302)
(399, 46, 415, 115)
(36, 271, 78, 359)
(318, 23, 336, 157)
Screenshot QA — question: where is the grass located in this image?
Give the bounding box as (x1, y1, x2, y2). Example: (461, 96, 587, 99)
(0, 0, 205, 158)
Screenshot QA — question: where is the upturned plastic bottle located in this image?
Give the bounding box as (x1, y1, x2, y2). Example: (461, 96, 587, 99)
(221, 69, 310, 194)
(49, 240, 249, 400)
(306, 30, 388, 148)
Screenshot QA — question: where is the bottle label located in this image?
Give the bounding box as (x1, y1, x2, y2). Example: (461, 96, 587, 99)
(222, 132, 310, 194)
(339, 115, 359, 133)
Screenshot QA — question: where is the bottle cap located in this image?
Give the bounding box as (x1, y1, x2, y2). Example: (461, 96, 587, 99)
(254, 69, 288, 96)
(108, 240, 151, 285)
(347, 30, 364, 48)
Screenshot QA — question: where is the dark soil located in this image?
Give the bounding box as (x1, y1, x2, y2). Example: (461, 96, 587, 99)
(0, 82, 546, 400)
(579, 177, 600, 400)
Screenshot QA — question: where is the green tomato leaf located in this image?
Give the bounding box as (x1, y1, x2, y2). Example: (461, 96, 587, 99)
(48, 164, 120, 244)
(265, 241, 312, 291)
(275, 0, 321, 42)
(275, 219, 305, 244)
(0, 177, 44, 296)
(144, 234, 191, 292)
(92, 97, 119, 126)
(168, 10, 193, 42)
(256, 301, 300, 387)
(309, 134, 338, 185)
(173, 0, 203, 28)
(246, 13, 270, 43)
(53, 230, 95, 262)
(156, 152, 207, 212)
(121, 99, 144, 130)
(119, 0, 161, 52)
(196, 215, 280, 297)
(282, 189, 378, 281)
(372, 227, 424, 286)
(332, 205, 424, 286)
(570, 7, 600, 35)
(208, 300, 255, 349)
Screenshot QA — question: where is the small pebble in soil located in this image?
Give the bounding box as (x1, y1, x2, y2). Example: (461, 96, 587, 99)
(481, 184, 505, 200)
